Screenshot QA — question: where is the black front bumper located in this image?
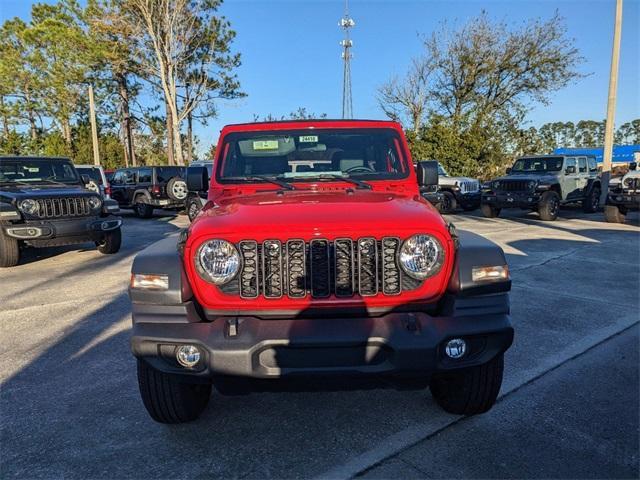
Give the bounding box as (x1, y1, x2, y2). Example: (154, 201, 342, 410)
(131, 301, 514, 379)
(454, 191, 481, 209)
(3, 215, 121, 244)
(607, 191, 640, 209)
(482, 191, 540, 209)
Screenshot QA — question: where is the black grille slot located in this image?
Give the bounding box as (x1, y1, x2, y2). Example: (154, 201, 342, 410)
(357, 237, 378, 296)
(286, 240, 306, 298)
(239, 241, 259, 298)
(501, 180, 529, 192)
(310, 239, 331, 298)
(334, 239, 354, 297)
(262, 240, 283, 298)
(34, 197, 91, 218)
(381, 237, 401, 295)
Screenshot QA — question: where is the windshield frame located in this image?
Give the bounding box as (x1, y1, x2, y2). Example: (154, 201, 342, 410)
(0, 158, 81, 185)
(511, 156, 564, 174)
(214, 127, 410, 186)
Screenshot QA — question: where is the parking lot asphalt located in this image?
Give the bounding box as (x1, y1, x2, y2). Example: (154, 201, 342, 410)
(1, 207, 639, 479)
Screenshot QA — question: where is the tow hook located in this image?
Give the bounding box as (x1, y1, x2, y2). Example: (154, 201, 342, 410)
(226, 318, 239, 338)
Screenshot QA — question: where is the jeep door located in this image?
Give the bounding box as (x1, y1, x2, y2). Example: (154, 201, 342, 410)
(562, 158, 581, 201)
(110, 171, 127, 205)
(575, 156, 590, 195)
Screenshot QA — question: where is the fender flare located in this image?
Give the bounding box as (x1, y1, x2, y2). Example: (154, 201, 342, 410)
(133, 189, 153, 204)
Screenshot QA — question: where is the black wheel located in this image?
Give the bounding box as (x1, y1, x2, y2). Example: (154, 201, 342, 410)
(481, 203, 501, 218)
(96, 227, 122, 254)
(430, 353, 504, 415)
(538, 191, 560, 221)
(437, 191, 457, 214)
(137, 359, 211, 424)
(166, 177, 188, 202)
(134, 197, 154, 218)
(582, 186, 600, 213)
(604, 205, 626, 223)
(0, 228, 20, 268)
(187, 198, 201, 222)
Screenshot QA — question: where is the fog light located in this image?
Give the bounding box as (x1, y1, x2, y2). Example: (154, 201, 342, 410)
(176, 345, 201, 368)
(445, 338, 466, 359)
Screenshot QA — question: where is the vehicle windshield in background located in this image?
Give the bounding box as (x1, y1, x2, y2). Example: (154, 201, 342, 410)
(156, 167, 185, 183)
(0, 158, 80, 184)
(511, 157, 563, 173)
(217, 128, 408, 184)
(438, 164, 448, 176)
(76, 167, 104, 185)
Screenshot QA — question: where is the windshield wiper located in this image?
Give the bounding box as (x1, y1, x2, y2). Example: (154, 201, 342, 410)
(311, 174, 372, 190)
(230, 176, 296, 190)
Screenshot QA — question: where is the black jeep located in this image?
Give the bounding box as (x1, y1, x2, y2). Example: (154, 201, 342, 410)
(110, 166, 187, 218)
(185, 161, 213, 221)
(0, 156, 122, 267)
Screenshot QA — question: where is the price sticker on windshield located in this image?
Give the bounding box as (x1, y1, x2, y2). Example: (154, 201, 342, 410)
(299, 135, 318, 143)
(253, 140, 279, 150)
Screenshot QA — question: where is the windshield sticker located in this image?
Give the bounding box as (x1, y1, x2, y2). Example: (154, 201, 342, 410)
(299, 135, 318, 143)
(253, 140, 279, 150)
(26, 167, 40, 173)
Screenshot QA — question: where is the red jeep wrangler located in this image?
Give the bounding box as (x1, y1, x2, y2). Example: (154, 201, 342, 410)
(129, 120, 513, 423)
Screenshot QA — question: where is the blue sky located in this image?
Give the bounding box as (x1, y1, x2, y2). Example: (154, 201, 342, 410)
(1, 0, 639, 155)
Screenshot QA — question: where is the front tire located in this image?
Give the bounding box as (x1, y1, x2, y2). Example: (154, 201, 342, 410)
(437, 191, 457, 214)
(137, 359, 212, 424)
(96, 227, 122, 254)
(187, 198, 201, 222)
(0, 228, 20, 267)
(582, 186, 600, 213)
(481, 203, 501, 218)
(430, 353, 504, 415)
(134, 197, 154, 219)
(538, 191, 560, 221)
(604, 204, 626, 223)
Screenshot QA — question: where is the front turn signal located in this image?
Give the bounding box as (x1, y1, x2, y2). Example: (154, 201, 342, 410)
(130, 273, 169, 290)
(471, 265, 509, 283)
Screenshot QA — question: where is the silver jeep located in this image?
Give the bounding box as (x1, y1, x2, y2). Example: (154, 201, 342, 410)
(481, 155, 601, 221)
(434, 164, 481, 214)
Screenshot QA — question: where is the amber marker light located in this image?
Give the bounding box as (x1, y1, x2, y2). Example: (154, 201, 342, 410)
(471, 265, 509, 283)
(130, 273, 169, 290)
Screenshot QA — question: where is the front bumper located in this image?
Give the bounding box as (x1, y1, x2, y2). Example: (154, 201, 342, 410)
(131, 307, 514, 379)
(421, 191, 444, 206)
(3, 215, 121, 242)
(607, 191, 640, 209)
(482, 191, 540, 209)
(454, 191, 481, 208)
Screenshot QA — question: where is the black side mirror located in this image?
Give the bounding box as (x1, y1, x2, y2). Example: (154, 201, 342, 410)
(416, 161, 439, 188)
(80, 174, 90, 185)
(187, 166, 208, 192)
(505, 167, 511, 174)
(629, 162, 637, 171)
(565, 166, 576, 174)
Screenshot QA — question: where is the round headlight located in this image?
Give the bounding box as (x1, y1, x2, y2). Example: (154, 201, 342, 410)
(527, 180, 537, 190)
(18, 199, 39, 215)
(196, 239, 240, 285)
(492, 180, 500, 190)
(399, 234, 445, 280)
(623, 177, 634, 188)
(87, 196, 102, 210)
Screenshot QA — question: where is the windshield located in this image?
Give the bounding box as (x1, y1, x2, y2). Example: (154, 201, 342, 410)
(0, 158, 80, 184)
(438, 164, 448, 176)
(512, 157, 563, 173)
(216, 128, 408, 184)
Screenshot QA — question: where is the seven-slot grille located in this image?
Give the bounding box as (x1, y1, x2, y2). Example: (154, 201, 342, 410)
(499, 180, 530, 192)
(34, 197, 92, 218)
(459, 180, 479, 193)
(229, 237, 414, 299)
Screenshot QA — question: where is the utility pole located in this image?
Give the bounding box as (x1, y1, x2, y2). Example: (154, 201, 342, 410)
(339, 0, 355, 119)
(88, 84, 101, 166)
(600, 0, 623, 205)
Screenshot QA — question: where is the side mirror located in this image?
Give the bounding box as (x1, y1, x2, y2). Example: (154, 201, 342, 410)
(80, 174, 91, 185)
(505, 167, 511, 174)
(187, 166, 208, 192)
(565, 166, 576, 174)
(416, 160, 439, 188)
(629, 162, 637, 171)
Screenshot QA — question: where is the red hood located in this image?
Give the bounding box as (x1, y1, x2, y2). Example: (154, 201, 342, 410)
(189, 189, 447, 241)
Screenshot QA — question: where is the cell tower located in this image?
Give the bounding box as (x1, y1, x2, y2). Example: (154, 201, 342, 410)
(339, 0, 355, 119)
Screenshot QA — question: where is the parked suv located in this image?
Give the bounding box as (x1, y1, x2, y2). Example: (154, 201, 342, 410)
(74, 164, 111, 199)
(435, 163, 481, 214)
(605, 162, 639, 223)
(129, 120, 514, 423)
(185, 160, 213, 221)
(111, 166, 187, 218)
(0, 156, 122, 267)
(482, 154, 601, 221)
